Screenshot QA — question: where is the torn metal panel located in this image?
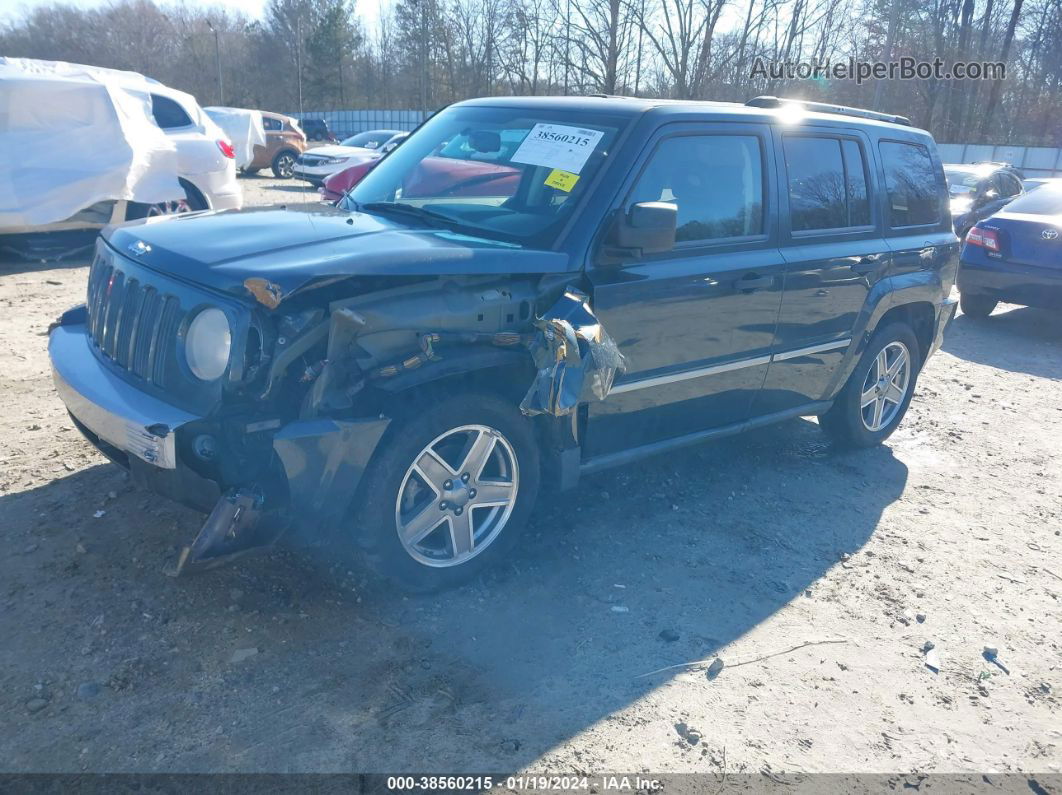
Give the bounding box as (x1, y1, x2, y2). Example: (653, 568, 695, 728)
(520, 288, 625, 417)
(170, 486, 285, 575)
(273, 416, 391, 520)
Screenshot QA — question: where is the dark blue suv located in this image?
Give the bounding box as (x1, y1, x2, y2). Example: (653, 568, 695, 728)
(48, 95, 958, 590)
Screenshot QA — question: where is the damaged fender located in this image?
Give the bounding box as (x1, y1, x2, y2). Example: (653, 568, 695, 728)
(272, 416, 391, 521)
(520, 288, 625, 417)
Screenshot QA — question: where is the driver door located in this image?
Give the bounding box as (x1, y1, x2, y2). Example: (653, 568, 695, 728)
(584, 122, 782, 458)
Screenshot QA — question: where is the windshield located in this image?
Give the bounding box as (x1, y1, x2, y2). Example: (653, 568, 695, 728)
(944, 167, 987, 196)
(342, 130, 402, 149)
(345, 106, 626, 246)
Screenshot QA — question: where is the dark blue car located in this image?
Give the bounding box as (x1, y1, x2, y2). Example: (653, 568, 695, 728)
(958, 182, 1062, 318)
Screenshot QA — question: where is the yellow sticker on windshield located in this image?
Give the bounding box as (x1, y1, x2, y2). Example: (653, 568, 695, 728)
(545, 169, 580, 192)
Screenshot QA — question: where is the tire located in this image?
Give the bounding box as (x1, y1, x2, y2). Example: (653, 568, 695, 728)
(349, 391, 540, 592)
(960, 292, 997, 319)
(241, 167, 260, 176)
(818, 322, 922, 449)
(272, 150, 296, 179)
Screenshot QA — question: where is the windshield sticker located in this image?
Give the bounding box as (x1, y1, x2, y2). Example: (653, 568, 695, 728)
(544, 169, 580, 192)
(512, 124, 604, 175)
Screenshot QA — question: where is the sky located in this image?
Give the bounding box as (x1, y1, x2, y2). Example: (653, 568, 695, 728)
(0, 0, 386, 27)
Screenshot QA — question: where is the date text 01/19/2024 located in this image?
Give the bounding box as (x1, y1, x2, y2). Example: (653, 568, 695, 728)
(385, 776, 664, 791)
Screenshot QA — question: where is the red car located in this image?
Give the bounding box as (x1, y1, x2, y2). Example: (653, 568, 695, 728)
(320, 156, 520, 204)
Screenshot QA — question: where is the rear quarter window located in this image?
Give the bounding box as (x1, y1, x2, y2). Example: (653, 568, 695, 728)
(1002, 183, 1062, 215)
(879, 140, 941, 227)
(150, 94, 193, 129)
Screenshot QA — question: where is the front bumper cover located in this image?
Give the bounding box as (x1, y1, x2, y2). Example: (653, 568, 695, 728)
(49, 320, 199, 469)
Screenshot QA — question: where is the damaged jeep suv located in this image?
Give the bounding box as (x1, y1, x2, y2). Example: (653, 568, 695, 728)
(49, 95, 958, 591)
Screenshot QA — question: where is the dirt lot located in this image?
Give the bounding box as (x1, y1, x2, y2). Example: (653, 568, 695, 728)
(1, 175, 1060, 776)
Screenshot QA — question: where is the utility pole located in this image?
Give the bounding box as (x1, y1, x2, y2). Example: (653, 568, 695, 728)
(296, 15, 304, 116)
(564, 0, 571, 95)
(206, 19, 223, 104)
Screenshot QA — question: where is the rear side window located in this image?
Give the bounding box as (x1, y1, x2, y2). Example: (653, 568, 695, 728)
(628, 134, 764, 243)
(150, 94, 192, 129)
(262, 116, 282, 131)
(879, 141, 941, 227)
(995, 172, 1022, 198)
(1002, 183, 1062, 215)
(783, 136, 871, 231)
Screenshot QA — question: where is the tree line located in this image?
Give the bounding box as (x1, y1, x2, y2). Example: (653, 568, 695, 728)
(1, 0, 1059, 144)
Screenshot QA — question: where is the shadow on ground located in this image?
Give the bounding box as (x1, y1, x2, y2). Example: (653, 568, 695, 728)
(943, 305, 1062, 379)
(1, 416, 906, 771)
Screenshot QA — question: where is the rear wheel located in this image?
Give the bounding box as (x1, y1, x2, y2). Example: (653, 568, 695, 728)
(960, 292, 997, 319)
(350, 392, 540, 592)
(126, 182, 205, 219)
(272, 150, 296, 179)
(819, 322, 921, 449)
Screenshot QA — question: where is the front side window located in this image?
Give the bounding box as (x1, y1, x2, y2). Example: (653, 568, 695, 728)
(784, 136, 871, 231)
(346, 107, 625, 246)
(151, 94, 192, 129)
(627, 134, 764, 243)
(879, 141, 941, 227)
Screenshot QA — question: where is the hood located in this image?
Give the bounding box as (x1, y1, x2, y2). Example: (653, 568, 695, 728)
(307, 144, 374, 159)
(104, 205, 570, 304)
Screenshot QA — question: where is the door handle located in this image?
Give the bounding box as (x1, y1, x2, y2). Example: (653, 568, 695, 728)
(735, 274, 774, 291)
(849, 255, 880, 275)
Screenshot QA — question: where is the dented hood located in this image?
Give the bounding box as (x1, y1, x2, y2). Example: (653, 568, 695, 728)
(103, 205, 570, 303)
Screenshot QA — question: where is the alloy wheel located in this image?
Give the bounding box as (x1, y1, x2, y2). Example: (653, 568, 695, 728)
(860, 341, 911, 432)
(394, 424, 519, 568)
(146, 198, 192, 217)
(276, 154, 295, 178)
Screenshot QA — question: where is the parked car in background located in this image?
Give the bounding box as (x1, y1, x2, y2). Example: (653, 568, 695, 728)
(204, 106, 267, 171)
(48, 95, 958, 591)
(320, 149, 519, 204)
(1022, 176, 1062, 192)
(958, 181, 1062, 317)
(0, 58, 240, 258)
(945, 162, 1025, 238)
(294, 130, 407, 185)
(133, 90, 241, 215)
(320, 158, 380, 202)
(239, 111, 307, 179)
(300, 118, 335, 142)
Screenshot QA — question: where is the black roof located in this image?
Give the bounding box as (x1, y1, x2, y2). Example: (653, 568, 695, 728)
(453, 95, 928, 134)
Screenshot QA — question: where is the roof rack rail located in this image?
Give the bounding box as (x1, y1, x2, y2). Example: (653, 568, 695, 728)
(745, 95, 912, 127)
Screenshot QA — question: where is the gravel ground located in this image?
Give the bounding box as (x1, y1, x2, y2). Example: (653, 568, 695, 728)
(0, 176, 1060, 775)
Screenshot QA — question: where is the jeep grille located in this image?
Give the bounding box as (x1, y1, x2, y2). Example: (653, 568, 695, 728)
(86, 251, 182, 386)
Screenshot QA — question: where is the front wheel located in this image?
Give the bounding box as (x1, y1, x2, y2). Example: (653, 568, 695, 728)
(819, 323, 921, 448)
(350, 392, 540, 592)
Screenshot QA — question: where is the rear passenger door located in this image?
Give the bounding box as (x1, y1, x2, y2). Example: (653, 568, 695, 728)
(585, 122, 783, 457)
(757, 131, 883, 415)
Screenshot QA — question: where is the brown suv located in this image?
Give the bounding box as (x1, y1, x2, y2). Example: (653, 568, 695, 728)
(242, 111, 307, 179)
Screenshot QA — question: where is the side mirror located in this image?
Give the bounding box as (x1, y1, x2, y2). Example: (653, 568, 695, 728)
(612, 201, 677, 256)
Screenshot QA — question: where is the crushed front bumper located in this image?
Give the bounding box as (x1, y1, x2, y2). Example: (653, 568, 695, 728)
(49, 311, 391, 527)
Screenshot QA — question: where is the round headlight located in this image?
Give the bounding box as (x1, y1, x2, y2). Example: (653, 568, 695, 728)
(185, 308, 231, 381)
